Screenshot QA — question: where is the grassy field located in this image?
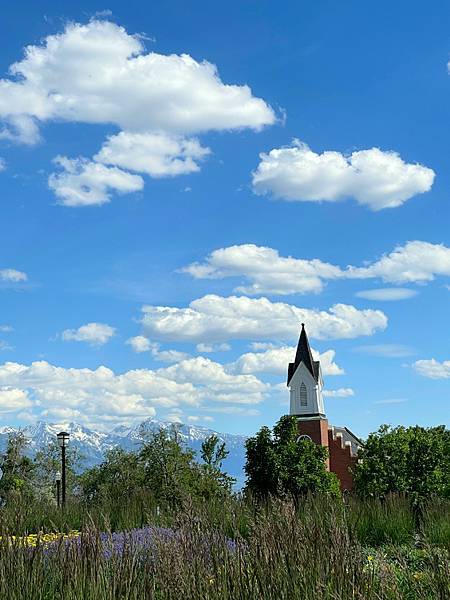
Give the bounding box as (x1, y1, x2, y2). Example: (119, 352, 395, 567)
(0, 493, 449, 599)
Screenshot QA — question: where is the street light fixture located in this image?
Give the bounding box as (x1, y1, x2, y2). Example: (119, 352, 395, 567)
(57, 431, 70, 508)
(55, 471, 61, 508)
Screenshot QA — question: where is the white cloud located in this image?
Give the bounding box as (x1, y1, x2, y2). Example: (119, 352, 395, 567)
(126, 335, 151, 353)
(126, 335, 189, 363)
(374, 398, 408, 404)
(348, 241, 450, 284)
(355, 288, 418, 301)
(0, 268, 28, 282)
(182, 241, 450, 296)
(95, 131, 210, 177)
(0, 114, 41, 145)
(354, 344, 415, 358)
(0, 20, 274, 202)
(0, 358, 268, 426)
(141, 294, 387, 343)
(187, 415, 214, 423)
(252, 140, 435, 210)
(203, 406, 261, 416)
(0, 20, 274, 136)
(182, 244, 343, 295)
(48, 156, 144, 206)
(157, 357, 267, 404)
(0, 387, 32, 412)
(151, 347, 190, 364)
(231, 346, 344, 376)
(61, 322, 116, 346)
(196, 342, 231, 353)
(413, 359, 450, 379)
(0, 341, 14, 352)
(323, 388, 354, 398)
(0, 157, 5, 171)
(0, 325, 13, 332)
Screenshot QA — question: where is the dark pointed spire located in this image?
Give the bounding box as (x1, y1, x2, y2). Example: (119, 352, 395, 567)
(287, 323, 318, 384)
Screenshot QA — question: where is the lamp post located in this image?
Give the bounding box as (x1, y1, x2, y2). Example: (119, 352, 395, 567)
(57, 431, 70, 508)
(55, 471, 61, 508)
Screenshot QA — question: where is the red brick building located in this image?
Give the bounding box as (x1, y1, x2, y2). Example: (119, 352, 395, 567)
(287, 324, 361, 491)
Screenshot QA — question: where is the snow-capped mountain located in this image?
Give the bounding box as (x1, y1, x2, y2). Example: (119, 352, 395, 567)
(0, 419, 248, 487)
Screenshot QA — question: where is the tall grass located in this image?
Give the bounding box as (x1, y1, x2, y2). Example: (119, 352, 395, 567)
(0, 494, 448, 599)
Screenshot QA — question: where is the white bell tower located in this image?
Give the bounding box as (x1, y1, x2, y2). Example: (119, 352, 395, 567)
(287, 323, 325, 418)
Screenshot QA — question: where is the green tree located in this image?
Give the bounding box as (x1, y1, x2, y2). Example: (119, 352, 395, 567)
(197, 434, 235, 499)
(78, 427, 235, 510)
(245, 415, 339, 499)
(78, 447, 144, 504)
(33, 440, 81, 503)
(244, 426, 278, 498)
(353, 424, 450, 501)
(0, 432, 35, 503)
(139, 427, 197, 508)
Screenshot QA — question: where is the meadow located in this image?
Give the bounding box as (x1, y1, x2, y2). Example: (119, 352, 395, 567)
(0, 492, 449, 599)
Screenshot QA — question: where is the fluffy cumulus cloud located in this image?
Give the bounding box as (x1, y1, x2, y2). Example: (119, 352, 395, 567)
(0, 268, 28, 282)
(140, 294, 387, 344)
(48, 156, 144, 207)
(182, 240, 450, 296)
(157, 357, 267, 405)
(0, 387, 32, 412)
(0, 20, 274, 204)
(95, 132, 210, 178)
(230, 346, 344, 376)
(252, 140, 435, 210)
(61, 322, 116, 346)
(182, 244, 343, 295)
(126, 336, 189, 363)
(413, 359, 450, 379)
(126, 336, 152, 353)
(348, 241, 450, 284)
(0, 358, 268, 426)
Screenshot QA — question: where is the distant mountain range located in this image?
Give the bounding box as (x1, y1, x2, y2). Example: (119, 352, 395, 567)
(0, 419, 248, 487)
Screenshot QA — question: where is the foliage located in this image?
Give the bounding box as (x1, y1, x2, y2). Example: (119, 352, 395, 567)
(78, 447, 144, 504)
(354, 425, 450, 501)
(245, 415, 340, 499)
(78, 427, 234, 510)
(0, 432, 35, 503)
(197, 434, 235, 499)
(33, 440, 80, 502)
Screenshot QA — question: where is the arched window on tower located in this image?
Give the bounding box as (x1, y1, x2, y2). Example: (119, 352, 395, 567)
(300, 383, 307, 406)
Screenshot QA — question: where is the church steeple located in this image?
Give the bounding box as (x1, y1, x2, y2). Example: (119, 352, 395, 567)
(287, 323, 318, 385)
(287, 323, 325, 418)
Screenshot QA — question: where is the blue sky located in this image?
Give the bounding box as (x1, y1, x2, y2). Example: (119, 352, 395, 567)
(0, 1, 449, 436)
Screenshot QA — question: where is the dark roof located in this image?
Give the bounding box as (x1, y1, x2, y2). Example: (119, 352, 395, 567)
(287, 323, 319, 385)
(332, 426, 364, 456)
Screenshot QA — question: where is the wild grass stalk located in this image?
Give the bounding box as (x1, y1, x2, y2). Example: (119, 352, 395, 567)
(0, 494, 448, 599)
